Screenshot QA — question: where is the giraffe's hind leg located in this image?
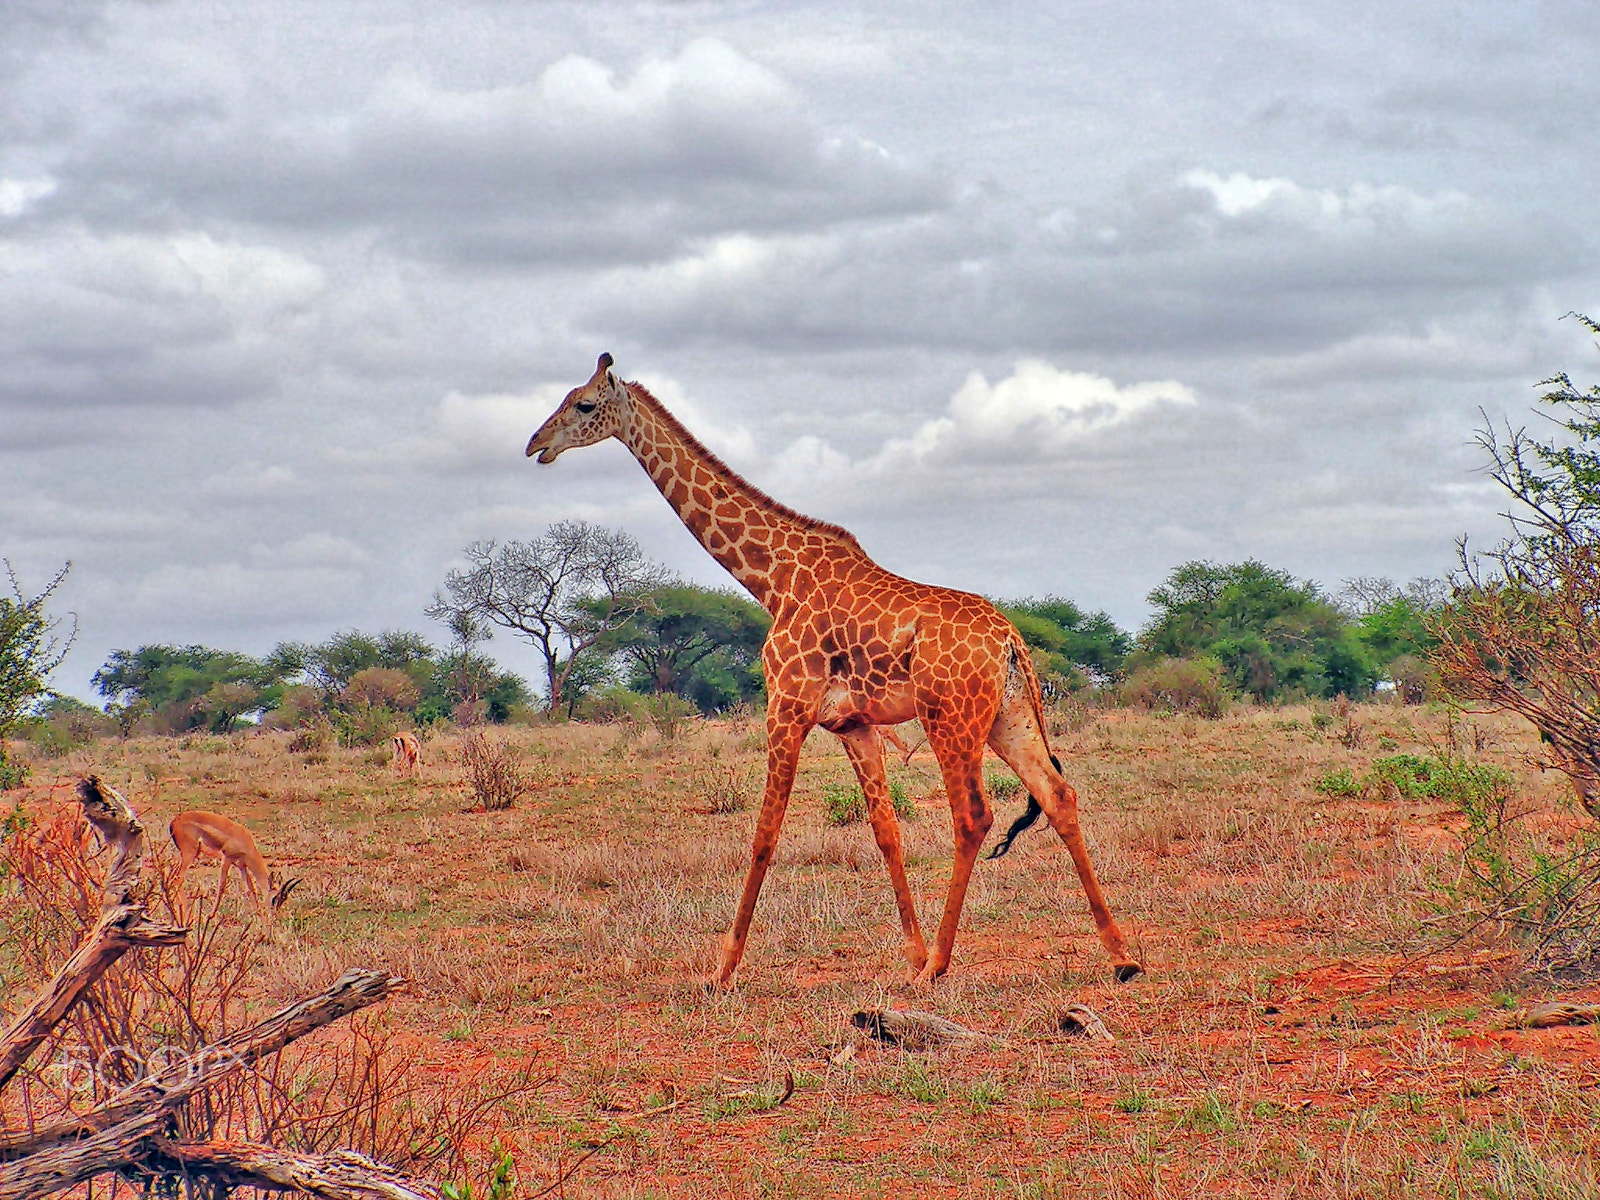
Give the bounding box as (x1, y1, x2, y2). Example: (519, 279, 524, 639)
(838, 724, 928, 974)
(987, 695, 1141, 981)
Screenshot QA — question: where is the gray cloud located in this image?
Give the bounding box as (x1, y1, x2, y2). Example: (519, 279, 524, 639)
(5, 1, 1599, 699)
(49, 38, 949, 266)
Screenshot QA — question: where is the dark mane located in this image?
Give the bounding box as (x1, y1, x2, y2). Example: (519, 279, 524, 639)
(626, 380, 863, 549)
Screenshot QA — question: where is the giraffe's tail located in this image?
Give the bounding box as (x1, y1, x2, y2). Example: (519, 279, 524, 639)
(985, 755, 1057, 859)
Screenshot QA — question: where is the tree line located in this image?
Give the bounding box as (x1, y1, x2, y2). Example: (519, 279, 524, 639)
(3, 320, 1599, 815)
(3, 543, 1443, 750)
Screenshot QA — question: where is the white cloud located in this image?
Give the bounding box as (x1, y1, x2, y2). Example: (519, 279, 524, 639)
(0, 175, 55, 217)
(199, 463, 298, 499)
(248, 532, 371, 570)
(869, 360, 1197, 467)
(128, 560, 364, 625)
(1180, 168, 1474, 230)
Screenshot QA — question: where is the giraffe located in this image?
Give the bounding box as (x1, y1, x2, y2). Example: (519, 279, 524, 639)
(525, 354, 1141, 986)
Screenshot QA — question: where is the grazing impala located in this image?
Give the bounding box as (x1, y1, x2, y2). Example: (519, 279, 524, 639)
(392, 731, 421, 774)
(169, 811, 296, 919)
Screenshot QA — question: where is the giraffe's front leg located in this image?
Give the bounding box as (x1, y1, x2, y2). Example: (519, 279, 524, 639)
(710, 704, 811, 989)
(916, 724, 993, 984)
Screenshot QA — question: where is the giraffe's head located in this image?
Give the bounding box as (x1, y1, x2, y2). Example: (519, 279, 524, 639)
(525, 353, 631, 464)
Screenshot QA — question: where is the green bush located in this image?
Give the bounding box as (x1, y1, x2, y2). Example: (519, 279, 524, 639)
(823, 780, 916, 825)
(1314, 768, 1360, 798)
(889, 780, 916, 820)
(824, 782, 866, 825)
(985, 770, 1024, 806)
(1117, 655, 1231, 718)
(332, 703, 399, 748)
(0, 750, 28, 791)
(1366, 754, 1514, 809)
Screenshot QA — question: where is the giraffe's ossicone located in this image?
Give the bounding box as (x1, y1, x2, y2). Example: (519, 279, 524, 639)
(526, 354, 1141, 986)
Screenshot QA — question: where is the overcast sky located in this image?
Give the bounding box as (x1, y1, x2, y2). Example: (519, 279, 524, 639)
(5, 0, 1600, 699)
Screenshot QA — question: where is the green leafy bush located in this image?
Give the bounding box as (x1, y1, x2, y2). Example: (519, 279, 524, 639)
(823, 780, 916, 825)
(824, 782, 866, 825)
(1314, 768, 1360, 798)
(1117, 655, 1231, 718)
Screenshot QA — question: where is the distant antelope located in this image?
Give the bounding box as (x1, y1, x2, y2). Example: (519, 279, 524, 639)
(169, 811, 297, 919)
(392, 731, 421, 774)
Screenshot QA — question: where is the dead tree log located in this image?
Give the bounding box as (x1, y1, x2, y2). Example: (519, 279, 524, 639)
(75, 775, 147, 909)
(0, 1128, 444, 1200)
(0, 776, 185, 1092)
(0, 968, 403, 1160)
(0, 904, 186, 1092)
(0, 1110, 164, 1200)
(153, 1140, 443, 1200)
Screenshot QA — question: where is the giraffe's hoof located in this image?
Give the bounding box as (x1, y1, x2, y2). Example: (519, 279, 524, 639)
(1113, 961, 1144, 984)
(702, 973, 737, 994)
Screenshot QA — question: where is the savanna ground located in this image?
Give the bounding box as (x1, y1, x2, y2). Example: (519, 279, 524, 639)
(3, 701, 1599, 1198)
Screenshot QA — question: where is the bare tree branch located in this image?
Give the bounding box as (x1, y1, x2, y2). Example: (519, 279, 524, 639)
(0, 969, 404, 1160)
(0, 906, 186, 1092)
(428, 522, 668, 713)
(150, 1139, 442, 1200)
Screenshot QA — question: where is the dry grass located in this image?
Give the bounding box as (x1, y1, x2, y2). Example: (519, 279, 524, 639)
(4, 703, 1600, 1196)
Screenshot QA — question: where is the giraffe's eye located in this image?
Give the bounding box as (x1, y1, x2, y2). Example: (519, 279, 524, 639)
(575, 401, 597, 414)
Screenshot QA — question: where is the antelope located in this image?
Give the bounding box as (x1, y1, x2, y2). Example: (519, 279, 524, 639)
(169, 811, 298, 919)
(392, 731, 421, 774)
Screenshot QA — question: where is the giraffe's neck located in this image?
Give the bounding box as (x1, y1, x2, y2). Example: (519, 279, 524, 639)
(618, 386, 861, 612)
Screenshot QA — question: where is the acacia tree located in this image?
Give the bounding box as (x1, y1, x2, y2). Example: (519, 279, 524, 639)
(428, 522, 669, 715)
(1434, 318, 1600, 818)
(599, 583, 769, 713)
(0, 561, 76, 784)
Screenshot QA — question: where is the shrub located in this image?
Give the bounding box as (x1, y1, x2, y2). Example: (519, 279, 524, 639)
(1365, 753, 1514, 809)
(265, 683, 324, 730)
(460, 731, 531, 811)
(0, 751, 27, 790)
(692, 760, 755, 814)
(1314, 768, 1360, 798)
(343, 667, 421, 711)
(287, 718, 333, 755)
(1385, 653, 1437, 705)
(1118, 656, 1231, 718)
(823, 782, 866, 825)
(333, 703, 399, 748)
(823, 780, 915, 825)
(646, 693, 698, 740)
(985, 770, 1024, 806)
(889, 780, 916, 820)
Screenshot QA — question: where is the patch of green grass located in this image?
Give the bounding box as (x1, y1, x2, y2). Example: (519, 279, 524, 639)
(888, 779, 916, 820)
(1183, 1093, 1236, 1134)
(822, 782, 865, 825)
(824, 780, 917, 824)
(966, 1078, 1005, 1113)
(985, 770, 1024, 805)
(1114, 1087, 1155, 1114)
(898, 1059, 948, 1104)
